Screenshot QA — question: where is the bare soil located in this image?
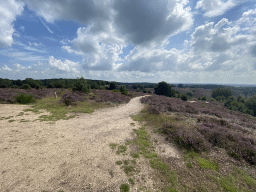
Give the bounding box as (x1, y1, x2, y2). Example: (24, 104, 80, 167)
(0, 95, 181, 192)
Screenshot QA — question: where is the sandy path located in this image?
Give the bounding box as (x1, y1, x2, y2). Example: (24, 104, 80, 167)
(0, 95, 162, 192)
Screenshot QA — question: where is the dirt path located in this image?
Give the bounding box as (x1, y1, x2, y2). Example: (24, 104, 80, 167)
(0, 95, 168, 192)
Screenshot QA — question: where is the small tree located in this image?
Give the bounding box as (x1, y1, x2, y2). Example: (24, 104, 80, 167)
(109, 82, 117, 90)
(201, 96, 207, 101)
(22, 84, 31, 89)
(73, 77, 91, 93)
(186, 92, 193, 97)
(181, 94, 188, 101)
(154, 81, 175, 97)
(119, 85, 128, 95)
(178, 84, 184, 88)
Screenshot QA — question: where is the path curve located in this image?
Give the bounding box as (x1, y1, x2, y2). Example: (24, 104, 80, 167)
(0, 95, 157, 192)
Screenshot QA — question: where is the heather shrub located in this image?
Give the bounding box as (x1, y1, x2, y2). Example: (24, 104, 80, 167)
(22, 84, 31, 89)
(136, 89, 140, 92)
(60, 91, 86, 106)
(15, 93, 35, 104)
(148, 90, 152, 94)
(198, 122, 256, 165)
(162, 124, 211, 153)
(143, 89, 147, 93)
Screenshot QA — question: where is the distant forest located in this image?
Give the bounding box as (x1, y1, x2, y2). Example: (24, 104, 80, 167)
(1, 77, 256, 98)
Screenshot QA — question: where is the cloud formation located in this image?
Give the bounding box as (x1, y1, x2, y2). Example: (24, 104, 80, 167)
(0, 0, 24, 47)
(195, 0, 238, 17)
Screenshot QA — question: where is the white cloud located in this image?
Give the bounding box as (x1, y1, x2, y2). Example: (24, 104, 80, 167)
(195, 0, 238, 17)
(2, 65, 12, 71)
(0, 0, 24, 47)
(47, 56, 79, 73)
(19, 25, 25, 32)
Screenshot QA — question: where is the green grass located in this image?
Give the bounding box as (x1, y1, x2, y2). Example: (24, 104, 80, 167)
(17, 112, 24, 116)
(120, 183, 130, 192)
(116, 160, 122, 165)
(131, 153, 140, 158)
(116, 145, 127, 155)
(110, 143, 118, 150)
(195, 157, 219, 171)
(128, 178, 135, 185)
(8, 120, 15, 123)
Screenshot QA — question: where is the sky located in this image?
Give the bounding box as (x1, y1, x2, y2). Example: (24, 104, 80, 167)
(0, 0, 256, 84)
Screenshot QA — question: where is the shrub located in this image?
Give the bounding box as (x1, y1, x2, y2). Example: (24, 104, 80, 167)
(22, 84, 31, 89)
(119, 85, 128, 95)
(201, 96, 207, 101)
(136, 89, 140, 92)
(15, 93, 35, 104)
(186, 92, 193, 97)
(60, 91, 86, 106)
(111, 89, 120, 93)
(148, 90, 152, 94)
(120, 183, 130, 192)
(73, 77, 91, 93)
(109, 82, 117, 90)
(181, 94, 188, 101)
(143, 89, 147, 93)
(154, 81, 175, 97)
(211, 88, 233, 99)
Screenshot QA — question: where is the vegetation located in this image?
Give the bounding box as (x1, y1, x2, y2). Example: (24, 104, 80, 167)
(154, 81, 175, 97)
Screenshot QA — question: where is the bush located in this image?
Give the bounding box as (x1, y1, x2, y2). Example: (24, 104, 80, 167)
(148, 90, 152, 94)
(186, 92, 193, 97)
(143, 89, 147, 93)
(154, 81, 175, 97)
(136, 89, 140, 92)
(60, 91, 86, 106)
(22, 84, 31, 89)
(15, 93, 35, 104)
(201, 96, 207, 101)
(47, 83, 54, 88)
(109, 82, 117, 90)
(73, 77, 91, 93)
(111, 89, 120, 93)
(212, 88, 233, 99)
(181, 94, 188, 101)
(119, 85, 128, 95)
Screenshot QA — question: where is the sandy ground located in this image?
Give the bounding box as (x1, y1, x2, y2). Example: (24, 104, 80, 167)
(0, 95, 181, 192)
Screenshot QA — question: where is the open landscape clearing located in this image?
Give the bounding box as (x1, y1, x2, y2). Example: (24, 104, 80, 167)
(1, 87, 256, 192)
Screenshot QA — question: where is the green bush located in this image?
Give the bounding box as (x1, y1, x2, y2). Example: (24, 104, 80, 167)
(111, 89, 120, 93)
(148, 90, 152, 93)
(73, 77, 91, 93)
(22, 84, 31, 89)
(119, 85, 128, 95)
(186, 92, 193, 97)
(143, 89, 147, 93)
(120, 183, 130, 192)
(15, 93, 35, 104)
(201, 96, 207, 101)
(136, 89, 140, 92)
(181, 94, 188, 101)
(154, 81, 175, 97)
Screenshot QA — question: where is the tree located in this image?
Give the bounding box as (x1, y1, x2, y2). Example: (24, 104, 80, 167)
(245, 95, 256, 116)
(237, 95, 245, 103)
(211, 88, 233, 99)
(90, 82, 100, 89)
(47, 83, 54, 88)
(181, 94, 188, 101)
(119, 85, 128, 95)
(23, 78, 40, 88)
(22, 84, 31, 89)
(154, 81, 175, 97)
(73, 77, 91, 93)
(132, 84, 138, 89)
(55, 81, 63, 88)
(186, 92, 193, 97)
(178, 84, 184, 88)
(109, 82, 117, 90)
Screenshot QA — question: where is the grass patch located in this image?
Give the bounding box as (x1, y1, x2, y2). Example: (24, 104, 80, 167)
(17, 112, 24, 116)
(120, 183, 130, 192)
(131, 153, 140, 158)
(195, 157, 219, 171)
(8, 120, 15, 123)
(121, 165, 136, 175)
(20, 119, 30, 122)
(124, 160, 129, 165)
(110, 143, 118, 150)
(116, 160, 122, 165)
(5, 116, 13, 119)
(131, 159, 136, 165)
(128, 178, 135, 185)
(116, 145, 127, 155)
(186, 161, 193, 168)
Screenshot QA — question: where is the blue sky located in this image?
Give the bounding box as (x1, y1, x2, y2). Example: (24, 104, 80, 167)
(0, 0, 256, 84)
